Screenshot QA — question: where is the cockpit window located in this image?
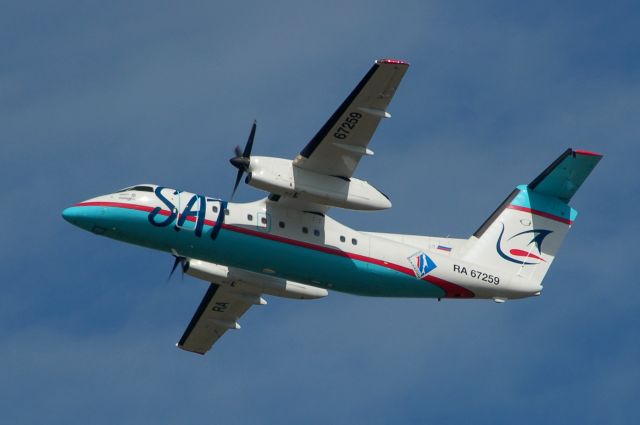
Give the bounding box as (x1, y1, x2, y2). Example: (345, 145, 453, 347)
(116, 185, 154, 193)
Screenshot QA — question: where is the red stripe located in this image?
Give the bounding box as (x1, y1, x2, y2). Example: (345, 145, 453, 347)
(75, 201, 473, 298)
(426, 275, 474, 298)
(509, 249, 546, 262)
(377, 58, 410, 66)
(76, 201, 156, 213)
(574, 149, 603, 157)
(507, 204, 573, 225)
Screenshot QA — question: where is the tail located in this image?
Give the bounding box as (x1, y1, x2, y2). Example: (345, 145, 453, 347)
(463, 149, 602, 288)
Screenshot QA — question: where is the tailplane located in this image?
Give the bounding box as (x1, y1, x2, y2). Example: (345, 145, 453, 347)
(464, 149, 602, 287)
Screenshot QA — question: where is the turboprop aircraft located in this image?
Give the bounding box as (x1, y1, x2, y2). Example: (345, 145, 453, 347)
(62, 59, 602, 355)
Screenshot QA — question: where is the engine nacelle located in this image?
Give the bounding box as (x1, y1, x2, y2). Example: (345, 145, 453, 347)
(245, 156, 391, 210)
(184, 259, 328, 300)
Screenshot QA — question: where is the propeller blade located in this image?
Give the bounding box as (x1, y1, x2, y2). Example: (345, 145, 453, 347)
(231, 168, 244, 200)
(227, 121, 257, 201)
(168, 256, 182, 280)
(243, 120, 257, 158)
(168, 252, 187, 281)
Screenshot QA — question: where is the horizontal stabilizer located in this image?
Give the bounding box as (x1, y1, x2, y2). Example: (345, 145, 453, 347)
(528, 149, 603, 202)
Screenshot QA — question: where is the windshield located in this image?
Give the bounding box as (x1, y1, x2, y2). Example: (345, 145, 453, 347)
(115, 185, 154, 193)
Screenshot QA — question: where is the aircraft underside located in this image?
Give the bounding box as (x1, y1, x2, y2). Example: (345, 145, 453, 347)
(62, 59, 602, 354)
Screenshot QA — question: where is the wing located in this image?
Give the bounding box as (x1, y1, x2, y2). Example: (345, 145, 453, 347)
(293, 59, 409, 178)
(177, 283, 265, 355)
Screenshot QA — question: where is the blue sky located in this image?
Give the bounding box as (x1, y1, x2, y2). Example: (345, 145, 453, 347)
(2, 1, 639, 423)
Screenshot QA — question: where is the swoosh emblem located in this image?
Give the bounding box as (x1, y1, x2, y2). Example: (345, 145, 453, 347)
(496, 223, 551, 265)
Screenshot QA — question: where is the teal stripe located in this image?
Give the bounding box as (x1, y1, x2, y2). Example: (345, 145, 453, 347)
(83, 206, 446, 298)
(514, 185, 578, 222)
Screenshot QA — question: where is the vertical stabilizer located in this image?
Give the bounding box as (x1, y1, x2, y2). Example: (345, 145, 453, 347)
(464, 149, 602, 288)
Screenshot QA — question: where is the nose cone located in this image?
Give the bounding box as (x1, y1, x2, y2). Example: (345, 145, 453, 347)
(62, 206, 96, 232)
(62, 206, 80, 224)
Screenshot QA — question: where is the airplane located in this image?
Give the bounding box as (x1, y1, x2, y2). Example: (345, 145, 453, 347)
(62, 59, 603, 355)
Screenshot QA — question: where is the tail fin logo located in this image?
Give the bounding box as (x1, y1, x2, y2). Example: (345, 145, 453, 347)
(408, 251, 437, 279)
(496, 223, 553, 265)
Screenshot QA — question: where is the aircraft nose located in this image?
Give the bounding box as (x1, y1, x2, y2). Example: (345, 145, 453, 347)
(62, 206, 81, 224)
(62, 205, 96, 231)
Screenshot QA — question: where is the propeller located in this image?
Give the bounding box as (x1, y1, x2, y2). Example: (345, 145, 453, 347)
(210, 121, 255, 241)
(167, 251, 187, 281)
(229, 120, 256, 200)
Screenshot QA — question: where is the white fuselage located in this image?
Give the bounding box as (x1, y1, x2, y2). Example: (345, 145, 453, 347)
(62, 184, 541, 300)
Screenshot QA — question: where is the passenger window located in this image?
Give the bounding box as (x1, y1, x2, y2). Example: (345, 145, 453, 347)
(279, 221, 285, 228)
(302, 226, 309, 234)
(340, 235, 346, 243)
(212, 206, 219, 213)
(261, 217, 268, 225)
(247, 214, 253, 221)
(352, 238, 358, 245)
(313, 229, 320, 237)
(224, 209, 230, 216)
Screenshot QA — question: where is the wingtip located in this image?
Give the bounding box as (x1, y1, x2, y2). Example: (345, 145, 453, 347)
(176, 343, 206, 355)
(376, 58, 410, 66)
(573, 149, 603, 157)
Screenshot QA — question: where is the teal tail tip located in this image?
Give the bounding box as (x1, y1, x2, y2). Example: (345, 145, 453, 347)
(528, 148, 603, 203)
